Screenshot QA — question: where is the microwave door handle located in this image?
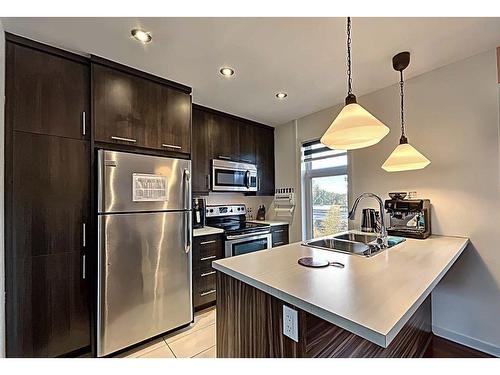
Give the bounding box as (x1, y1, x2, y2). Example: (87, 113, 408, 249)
(245, 170, 250, 189)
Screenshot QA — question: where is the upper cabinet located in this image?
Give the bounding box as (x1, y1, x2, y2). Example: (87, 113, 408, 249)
(192, 105, 275, 195)
(255, 126, 275, 196)
(7, 41, 89, 140)
(92, 58, 192, 155)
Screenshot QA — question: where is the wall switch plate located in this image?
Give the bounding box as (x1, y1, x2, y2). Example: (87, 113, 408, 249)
(283, 305, 299, 342)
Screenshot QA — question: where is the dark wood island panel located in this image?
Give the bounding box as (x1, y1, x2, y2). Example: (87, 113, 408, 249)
(216, 272, 432, 358)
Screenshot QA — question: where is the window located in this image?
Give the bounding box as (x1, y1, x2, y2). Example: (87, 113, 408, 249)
(301, 140, 348, 239)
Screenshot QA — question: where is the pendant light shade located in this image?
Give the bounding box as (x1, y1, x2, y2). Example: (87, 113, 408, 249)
(321, 102, 390, 150)
(382, 52, 431, 172)
(382, 142, 430, 172)
(321, 17, 389, 151)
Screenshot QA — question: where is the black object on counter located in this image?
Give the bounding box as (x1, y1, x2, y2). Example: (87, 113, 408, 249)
(256, 205, 266, 221)
(192, 197, 206, 229)
(298, 257, 330, 268)
(385, 194, 431, 239)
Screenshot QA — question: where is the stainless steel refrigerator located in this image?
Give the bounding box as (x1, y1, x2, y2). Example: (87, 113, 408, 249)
(97, 150, 192, 357)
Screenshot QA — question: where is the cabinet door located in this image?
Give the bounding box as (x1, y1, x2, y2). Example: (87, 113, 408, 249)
(8, 42, 89, 140)
(272, 225, 289, 247)
(92, 64, 161, 148)
(158, 86, 191, 154)
(255, 126, 275, 195)
(238, 122, 256, 164)
(208, 113, 240, 161)
(192, 108, 211, 194)
(8, 131, 90, 357)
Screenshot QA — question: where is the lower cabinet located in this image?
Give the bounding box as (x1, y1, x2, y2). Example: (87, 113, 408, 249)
(271, 225, 289, 247)
(192, 234, 224, 311)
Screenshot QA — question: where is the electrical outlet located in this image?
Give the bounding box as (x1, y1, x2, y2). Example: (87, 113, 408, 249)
(283, 305, 298, 342)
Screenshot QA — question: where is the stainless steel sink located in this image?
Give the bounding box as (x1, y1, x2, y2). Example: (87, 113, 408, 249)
(333, 232, 378, 244)
(304, 238, 375, 256)
(302, 231, 405, 258)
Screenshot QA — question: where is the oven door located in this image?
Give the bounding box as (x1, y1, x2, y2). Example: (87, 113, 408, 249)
(212, 160, 257, 192)
(225, 232, 272, 257)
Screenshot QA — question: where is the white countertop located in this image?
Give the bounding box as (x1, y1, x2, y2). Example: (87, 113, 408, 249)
(193, 226, 224, 237)
(249, 220, 289, 226)
(213, 233, 468, 347)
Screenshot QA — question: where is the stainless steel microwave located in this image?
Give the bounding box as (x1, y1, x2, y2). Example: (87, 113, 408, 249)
(211, 159, 258, 192)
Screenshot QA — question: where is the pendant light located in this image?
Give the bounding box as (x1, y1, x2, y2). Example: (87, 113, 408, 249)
(382, 52, 431, 172)
(321, 17, 389, 150)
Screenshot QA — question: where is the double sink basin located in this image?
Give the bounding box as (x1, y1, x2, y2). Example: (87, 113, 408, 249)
(303, 231, 404, 258)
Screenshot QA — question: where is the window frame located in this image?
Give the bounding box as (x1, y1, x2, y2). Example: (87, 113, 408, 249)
(302, 141, 348, 240)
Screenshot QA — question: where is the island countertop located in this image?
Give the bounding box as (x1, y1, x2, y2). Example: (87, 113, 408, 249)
(212, 233, 469, 348)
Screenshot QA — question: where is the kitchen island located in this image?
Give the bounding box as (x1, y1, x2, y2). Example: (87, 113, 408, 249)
(212, 233, 469, 358)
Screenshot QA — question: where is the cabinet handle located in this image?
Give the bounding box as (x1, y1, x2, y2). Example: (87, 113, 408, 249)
(162, 143, 182, 150)
(241, 159, 252, 163)
(200, 240, 216, 245)
(200, 289, 216, 297)
(82, 223, 86, 247)
(82, 254, 86, 280)
(111, 136, 137, 143)
(200, 255, 216, 261)
(274, 241, 285, 246)
(258, 177, 261, 191)
(206, 174, 211, 190)
(274, 229, 284, 233)
(82, 111, 86, 136)
(218, 155, 231, 160)
(201, 271, 216, 277)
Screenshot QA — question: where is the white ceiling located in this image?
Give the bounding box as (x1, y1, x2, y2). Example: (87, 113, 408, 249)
(2, 17, 500, 126)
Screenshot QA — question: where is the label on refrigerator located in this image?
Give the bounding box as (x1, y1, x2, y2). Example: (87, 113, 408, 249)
(132, 173, 168, 202)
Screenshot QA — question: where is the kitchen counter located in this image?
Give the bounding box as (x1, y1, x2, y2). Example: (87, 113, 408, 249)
(248, 220, 289, 226)
(193, 226, 224, 237)
(212, 233, 468, 349)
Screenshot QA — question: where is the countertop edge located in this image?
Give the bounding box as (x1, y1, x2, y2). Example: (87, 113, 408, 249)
(212, 261, 387, 347)
(384, 236, 470, 346)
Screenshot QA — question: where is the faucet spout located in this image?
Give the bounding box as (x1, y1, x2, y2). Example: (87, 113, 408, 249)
(348, 193, 388, 247)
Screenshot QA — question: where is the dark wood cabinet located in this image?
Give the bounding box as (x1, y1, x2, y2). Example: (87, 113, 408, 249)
(271, 225, 289, 247)
(192, 108, 211, 194)
(255, 126, 275, 195)
(208, 113, 240, 161)
(7, 40, 89, 140)
(192, 105, 275, 196)
(192, 234, 224, 311)
(92, 61, 191, 154)
(5, 36, 91, 358)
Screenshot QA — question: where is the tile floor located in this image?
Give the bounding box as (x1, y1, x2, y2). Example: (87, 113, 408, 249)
(116, 307, 216, 358)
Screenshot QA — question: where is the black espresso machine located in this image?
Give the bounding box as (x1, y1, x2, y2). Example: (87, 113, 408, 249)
(384, 192, 431, 239)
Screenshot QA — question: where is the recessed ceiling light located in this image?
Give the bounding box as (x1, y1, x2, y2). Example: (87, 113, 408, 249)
(131, 29, 152, 44)
(276, 92, 288, 100)
(219, 67, 235, 77)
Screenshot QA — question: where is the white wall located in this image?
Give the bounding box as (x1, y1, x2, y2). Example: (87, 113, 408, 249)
(274, 49, 500, 355)
(201, 193, 274, 221)
(0, 20, 6, 358)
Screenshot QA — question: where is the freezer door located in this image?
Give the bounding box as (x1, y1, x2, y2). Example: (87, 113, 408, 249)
(97, 211, 193, 357)
(98, 150, 192, 213)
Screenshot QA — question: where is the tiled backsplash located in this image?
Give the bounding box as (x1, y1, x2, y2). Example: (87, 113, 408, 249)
(201, 193, 274, 221)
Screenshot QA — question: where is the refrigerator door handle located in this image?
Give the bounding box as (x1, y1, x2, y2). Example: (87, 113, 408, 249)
(185, 211, 192, 254)
(183, 168, 191, 210)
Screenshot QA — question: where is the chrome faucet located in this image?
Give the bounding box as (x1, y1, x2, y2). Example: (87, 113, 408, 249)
(348, 193, 388, 248)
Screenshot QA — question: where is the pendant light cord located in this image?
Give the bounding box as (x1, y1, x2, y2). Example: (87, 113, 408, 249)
(346, 17, 353, 95)
(399, 70, 406, 140)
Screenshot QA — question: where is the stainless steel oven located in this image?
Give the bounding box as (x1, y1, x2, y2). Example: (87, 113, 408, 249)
(224, 231, 272, 258)
(212, 159, 257, 192)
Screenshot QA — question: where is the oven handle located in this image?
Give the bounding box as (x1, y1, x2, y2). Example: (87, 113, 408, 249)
(226, 231, 271, 240)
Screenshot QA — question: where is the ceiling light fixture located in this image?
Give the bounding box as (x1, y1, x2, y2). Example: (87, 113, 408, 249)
(276, 92, 288, 100)
(382, 52, 431, 172)
(321, 17, 389, 150)
(131, 28, 152, 43)
(219, 67, 235, 77)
